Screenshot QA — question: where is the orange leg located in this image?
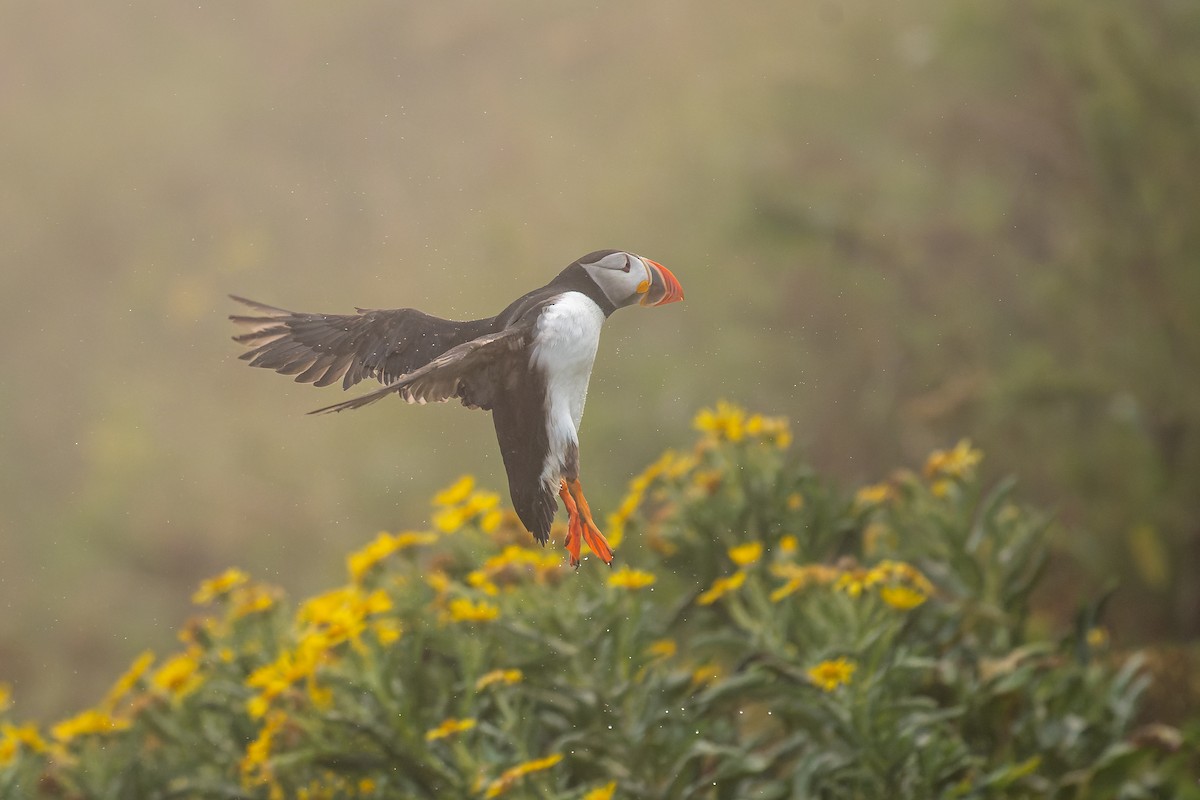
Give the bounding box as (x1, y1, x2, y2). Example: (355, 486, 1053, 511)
(566, 479, 615, 566)
(559, 480, 583, 567)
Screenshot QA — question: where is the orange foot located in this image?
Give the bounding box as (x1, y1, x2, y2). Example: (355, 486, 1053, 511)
(558, 478, 614, 567)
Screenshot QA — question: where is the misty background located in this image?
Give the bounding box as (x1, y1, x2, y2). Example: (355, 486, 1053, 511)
(2, 0, 1198, 718)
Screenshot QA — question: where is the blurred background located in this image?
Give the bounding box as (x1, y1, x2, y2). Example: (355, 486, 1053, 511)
(1, 0, 1197, 719)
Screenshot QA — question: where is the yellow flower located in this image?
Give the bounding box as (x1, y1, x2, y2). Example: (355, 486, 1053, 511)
(426, 570, 452, 595)
(834, 570, 868, 598)
(690, 662, 724, 688)
(152, 652, 203, 700)
(425, 717, 476, 741)
(0, 684, 9, 713)
(745, 413, 793, 449)
(475, 669, 523, 691)
(482, 544, 556, 575)
(193, 567, 250, 604)
(431, 478, 506, 534)
(480, 509, 505, 533)
(246, 641, 326, 717)
(697, 571, 746, 605)
(51, 709, 130, 742)
(583, 782, 618, 800)
(786, 493, 805, 511)
(923, 439, 983, 482)
(176, 616, 218, 652)
(646, 639, 677, 660)
(347, 532, 400, 583)
(1087, 627, 1109, 648)
(372, 618, 403, 646)
(728, 541, 763, 567)
(608, 565, 657, 590)
(778, 534, 798, 555)
(865, 560, 935, 595)
(394, 531, 439, 549)
(246, 694, 272, 720)
(468, 570, 500, 596)
(477, 545, 563, 588)
(665, 452, 699, 479)
(464, 490, 501, 517)
(607, 449, 685, 547)
(483, 753, 563, 798)
(0, 722, 47, 763)
(482, 545, 535, 572)
(433, 506, 468, 534)
(605, 513, 628, 549)
(879, 585, 928, 610)
(233, 585, 278, 618)
(694, 401, 747, 442)
(247, 646, 317, 695)
(433, 475, 475, 506)
(768, 563, 839, 602)
(102, 651, 155, 711)
(298, 587, 392, 649)
(854, 483, 894, 509)
(446, 598, 500, 623)
(306, 677, 333, 710)
(240, 709, 287, 788)
(807, 657, 856, 692)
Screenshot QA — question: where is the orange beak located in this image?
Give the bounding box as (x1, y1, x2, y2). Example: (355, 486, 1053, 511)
(639, 259, 684, 306)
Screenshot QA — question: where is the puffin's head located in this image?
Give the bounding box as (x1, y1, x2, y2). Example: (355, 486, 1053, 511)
(577, 250, 684, 310)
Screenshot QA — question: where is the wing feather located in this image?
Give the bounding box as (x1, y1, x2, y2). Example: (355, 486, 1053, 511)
(307, 324, 532, 415)
(229, 295, 494, 389)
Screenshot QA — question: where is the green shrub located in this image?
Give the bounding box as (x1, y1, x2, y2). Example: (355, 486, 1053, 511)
(1, 404, 1194, 799)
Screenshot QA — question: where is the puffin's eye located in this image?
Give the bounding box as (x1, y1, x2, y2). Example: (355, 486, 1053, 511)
(621, 255, 632, 273)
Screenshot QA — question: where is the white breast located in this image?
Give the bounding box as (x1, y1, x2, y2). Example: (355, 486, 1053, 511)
(530, 292, 606, 487)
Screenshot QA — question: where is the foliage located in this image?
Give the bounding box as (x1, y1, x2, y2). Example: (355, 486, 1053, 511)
(745, 0, 1200, 639)
(1, 405, 1194, 799)
(4, 0, 1200, 717)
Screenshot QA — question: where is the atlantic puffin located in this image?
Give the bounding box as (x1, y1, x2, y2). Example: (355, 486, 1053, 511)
(230, 250, 683, 566)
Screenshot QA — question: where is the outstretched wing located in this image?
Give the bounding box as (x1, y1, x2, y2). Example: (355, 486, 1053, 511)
(230, 296, 494, 390)
(308, 322, 534, 415)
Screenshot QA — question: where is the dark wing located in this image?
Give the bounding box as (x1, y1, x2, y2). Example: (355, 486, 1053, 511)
(492, 365, 556, 545)
(308, 322, 534, 415)
(230, 295, 494, 390)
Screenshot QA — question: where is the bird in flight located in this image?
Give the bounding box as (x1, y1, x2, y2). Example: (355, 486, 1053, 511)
(230, 250, 683, 567)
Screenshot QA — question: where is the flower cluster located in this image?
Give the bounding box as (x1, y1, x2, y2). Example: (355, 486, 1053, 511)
(606, 448, 695, 547)
(432, 475, 505, 534)
(472, 544, 564, 592)
(346, 530, 438, 584)
(193, 566, 282, 619)
(1, 404, 1180, 799)
(694, 400, 792, 449)
(923, 439, 983, 496)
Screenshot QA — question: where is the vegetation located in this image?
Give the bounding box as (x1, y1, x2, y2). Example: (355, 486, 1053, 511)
(3, 405, 1193, 798)
(2, 0, 1199, 719)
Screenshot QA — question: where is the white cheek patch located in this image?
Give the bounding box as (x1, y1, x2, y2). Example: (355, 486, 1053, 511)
(583, 252, 650, 307)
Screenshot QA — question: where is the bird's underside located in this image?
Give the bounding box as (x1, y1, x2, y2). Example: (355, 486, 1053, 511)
(229, 292, 616, 567)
